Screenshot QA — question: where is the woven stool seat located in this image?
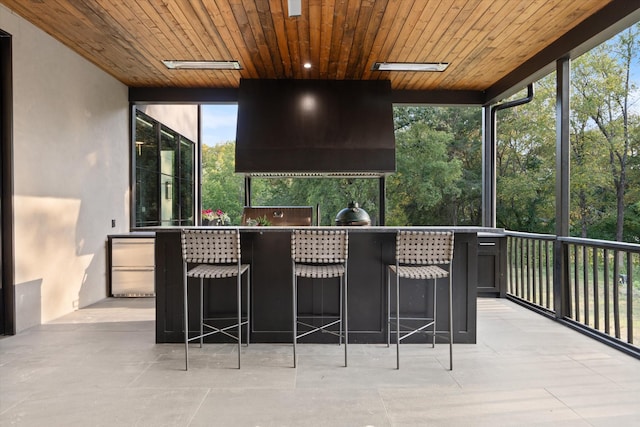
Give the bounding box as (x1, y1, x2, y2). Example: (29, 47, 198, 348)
(188, 263, 250, 279)
(389, 265, 449, 280)
(294, 263, 345, 278)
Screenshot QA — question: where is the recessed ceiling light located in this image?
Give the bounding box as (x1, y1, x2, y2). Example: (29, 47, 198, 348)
(303, 62, 312, 69)
(372, 62, 449, 72)
(162, 60, 242, 70)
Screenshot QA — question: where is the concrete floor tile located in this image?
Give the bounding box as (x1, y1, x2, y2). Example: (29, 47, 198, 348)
(190, 388, 391, 427)
(1, 387, 208, 427)
(379, 387, 586, 427)
(546, 384, 640, 422)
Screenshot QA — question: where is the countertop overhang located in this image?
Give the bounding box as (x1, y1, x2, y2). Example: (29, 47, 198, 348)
(147, 226, 502, 234)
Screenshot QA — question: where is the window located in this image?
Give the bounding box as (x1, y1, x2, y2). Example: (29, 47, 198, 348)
(134, 110, 194, 227)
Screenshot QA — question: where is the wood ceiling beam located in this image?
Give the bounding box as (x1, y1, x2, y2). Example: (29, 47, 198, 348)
(129, 86, 484, 105)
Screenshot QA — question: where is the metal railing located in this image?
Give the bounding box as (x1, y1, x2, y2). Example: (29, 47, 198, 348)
(506, 231, 556, 314)
(505, 231, 639, 356)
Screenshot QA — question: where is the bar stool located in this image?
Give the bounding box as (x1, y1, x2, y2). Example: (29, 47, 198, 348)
(387, 230, 454, 370)
(182, 228, 250, 370)
(292, 229, 348, 367)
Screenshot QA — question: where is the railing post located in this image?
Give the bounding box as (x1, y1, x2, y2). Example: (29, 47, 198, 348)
(554, 57, 571, 320)
(553, 240, 570, 319)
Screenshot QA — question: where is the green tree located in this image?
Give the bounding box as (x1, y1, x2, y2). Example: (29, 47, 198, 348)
(387, 120, 463, 226)
(495, 82, 556, 233)
(391, 106, 481, 225)
(571, 26, 640, 242)
(201, 142, 244, 224)
(569, 78, 611, 238)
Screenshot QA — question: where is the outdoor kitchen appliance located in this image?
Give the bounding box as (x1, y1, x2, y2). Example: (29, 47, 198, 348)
(241, 206, 313, 226)
(235, 79, 396, 176)
(335, 201, 371, 226)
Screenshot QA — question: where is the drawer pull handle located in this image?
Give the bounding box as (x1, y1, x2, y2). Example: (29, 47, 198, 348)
(479, 242, 496, 246)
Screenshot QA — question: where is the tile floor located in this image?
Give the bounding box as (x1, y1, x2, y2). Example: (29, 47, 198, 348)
(1, 297, 639, 426)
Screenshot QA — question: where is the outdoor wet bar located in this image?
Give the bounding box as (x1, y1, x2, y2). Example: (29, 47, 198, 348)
(154, 226, 498, 345)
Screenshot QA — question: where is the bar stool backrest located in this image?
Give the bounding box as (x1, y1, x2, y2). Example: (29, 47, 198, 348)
(182, 228, 241, 264)
(396, 231, 454, 265)
(292, 230, 348, 264)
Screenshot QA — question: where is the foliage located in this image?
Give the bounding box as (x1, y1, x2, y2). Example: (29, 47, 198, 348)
(570, 27, 640, 242)
(201, 142, 244, 224)
(495, 80, 556, 233)
(245, 215, 271, 226)
(387, 119, 465, 225)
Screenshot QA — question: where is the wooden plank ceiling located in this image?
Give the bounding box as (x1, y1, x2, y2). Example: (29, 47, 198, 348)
(0, 0, 623, 95)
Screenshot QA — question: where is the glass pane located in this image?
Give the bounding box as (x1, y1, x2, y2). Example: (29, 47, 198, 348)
(134, 109, 197, 228)
(180, 137, 194, 182)
(179, 178, 194, 225)
(135, 113, 158, 172)
(160, 126, 177, 177)
(159, 173, 177, 225)
(135, 168, 158, 227)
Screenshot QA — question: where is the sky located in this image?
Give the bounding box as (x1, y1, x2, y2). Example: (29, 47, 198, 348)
(201, 104, 238, 146)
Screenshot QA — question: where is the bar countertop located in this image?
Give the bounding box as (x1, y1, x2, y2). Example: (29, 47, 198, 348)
(145, 225, 502, 233)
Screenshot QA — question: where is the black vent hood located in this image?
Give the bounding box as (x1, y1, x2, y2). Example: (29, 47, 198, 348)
(235, 79, 396, 176)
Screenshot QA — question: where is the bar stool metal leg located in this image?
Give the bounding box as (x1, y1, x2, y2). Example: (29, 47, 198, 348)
(292, 268, 297, 368)
(237, 272, 241, 369)
(247, 267, 251, 347)
(339, 279, 343, 346)
(343, 272, 348, 367)
(246, 270, 251, 346)
(387, 268, 391, 348)
(200, 278, 204, 348)
(184, 264, 189, 371)
(396, 267, 400, 370)
(432, 279, 437, 348)
(448, 275, 453, 370)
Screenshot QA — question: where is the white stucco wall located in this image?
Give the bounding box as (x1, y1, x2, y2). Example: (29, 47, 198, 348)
(137, 104, 199, 143)
(1, 6, 130, 331)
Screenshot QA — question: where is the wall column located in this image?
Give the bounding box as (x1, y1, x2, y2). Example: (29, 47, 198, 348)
(481, 105, 495, 227)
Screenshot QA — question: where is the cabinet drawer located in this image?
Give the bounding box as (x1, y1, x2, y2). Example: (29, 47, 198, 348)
(111, 238, 155, 267)
(111, 268, 155, 296)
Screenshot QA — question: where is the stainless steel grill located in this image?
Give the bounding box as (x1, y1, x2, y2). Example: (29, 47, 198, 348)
(241, 206, 313, 226)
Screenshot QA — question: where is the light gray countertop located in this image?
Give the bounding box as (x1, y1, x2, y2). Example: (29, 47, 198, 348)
(108, 231, 156, 238)
(142, 226, 502, 233)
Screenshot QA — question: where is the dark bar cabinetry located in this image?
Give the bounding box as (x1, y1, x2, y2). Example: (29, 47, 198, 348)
(155, 227, 497, 345)
(477, 232, 507, 297)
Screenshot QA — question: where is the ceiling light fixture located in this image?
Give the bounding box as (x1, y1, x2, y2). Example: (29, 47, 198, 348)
(303, 62, 312, 69)
(162, 60, 241, 70)
(372, 62, 449, 72)
(288, 0, 301, 17)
